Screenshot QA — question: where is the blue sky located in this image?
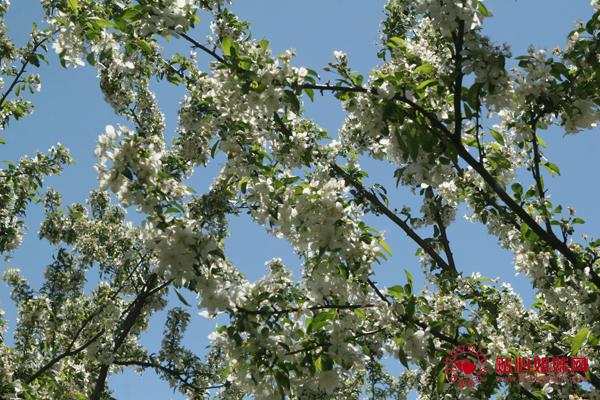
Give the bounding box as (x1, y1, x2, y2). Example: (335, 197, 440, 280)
(1, 1, 599, 398)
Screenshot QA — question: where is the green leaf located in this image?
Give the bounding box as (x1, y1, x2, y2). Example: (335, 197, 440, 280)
(541, 323, 559, 332)
(259, 39, 269, 51)
(93, 18, 114, 28)
(378, 238, 393, 256)
(137, 39, 153, 55)
(221, 36, 234, 57)
(220, 366, 231, 380)
(210, 140, 220, 158)
(166, 74, 181, 85)
(122, 8, 141, 20)
(174, 288, 191, 307)
(284, 90, 300, 113)
(315, 355, 333, 372)
(304, 87, 314, 102)
(571, 327, 589, 355)
(416, 79, 437, 90)
(543, 162, 561, 176)
(405, 297, 415, 318)
(398, 348, 409, 368)
(536, 134, 547, 148)
(387, 285, 404, 300)
(414, 63, 434, 75)
(26, 54, 40, 67)
(308, 310, 336, 332)
(477, 1, 492, 17)
(387, 37, 406, 48)
(489, 128, 505, 145)
(512, 182, 523, 199)
(405, 270, 414, 288)
(437, 368, 446, 394)
(86, 52, 96, 65)
(67, 0, 78, 15)
(467, 83, 481, 109)
(314, 356, 323, 372)
(274, 370, 290, 390)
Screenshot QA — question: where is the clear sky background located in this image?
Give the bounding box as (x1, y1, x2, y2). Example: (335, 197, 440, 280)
(1, 1, 599, 399)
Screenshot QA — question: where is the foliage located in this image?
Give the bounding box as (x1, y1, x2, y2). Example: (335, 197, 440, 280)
(1, 0, 600, 399)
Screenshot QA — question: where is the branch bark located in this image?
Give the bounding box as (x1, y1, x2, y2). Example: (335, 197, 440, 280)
(452, 20, 465, 139)
(530, 124, 553, 234)
(0, 35, 50, 110)
(113, 359, 224, 394)
(90, 274, 170, 400)
(26, 329, 104, 384)
(330, 163, 458, 275)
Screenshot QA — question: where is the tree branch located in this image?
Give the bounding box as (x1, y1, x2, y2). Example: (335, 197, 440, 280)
(301, 83, 368, 94)
(90, 274, 170, 400)
(25, 276, 139, 384)
(237, 303, 376, 316)
(177, 33, 594, 284)
(530, 124, 553, 234)
(396, 95, 600, 287)
(0, 35, 50, 110)
(26, 329, 105, 383)
(113, 359, 224, 394)
(452, 20, 465, 139)
(273, 113, 455, 273)
(180, 33, 226, 64)
(330, 163, 458, 275)
(433, 202, 457, 272)
(297, 82, 591, 280)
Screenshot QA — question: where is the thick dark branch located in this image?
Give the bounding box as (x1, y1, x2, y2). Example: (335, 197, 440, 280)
(274, 113, 455, 274)
(299, 83, 587, 277)
(25, 277, 137, 384)
(237, 303, 376, 316)
(396, 96, 600, 287)
(434, 204, 456, 272)
(91, 274, 170, 400)
(26, 329, 104, 383)
(330, 164, 457, 275)
(452, 21, 465, 139)
(178, 33, 592, 282)
(300, 83, 368, 94)
(113, 359, 223, 393)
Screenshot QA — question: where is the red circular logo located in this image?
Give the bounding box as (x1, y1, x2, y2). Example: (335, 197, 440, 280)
(444, 344, 488, 389)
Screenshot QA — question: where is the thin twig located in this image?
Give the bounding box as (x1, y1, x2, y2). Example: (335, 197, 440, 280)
(0, 36, 50, 109)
